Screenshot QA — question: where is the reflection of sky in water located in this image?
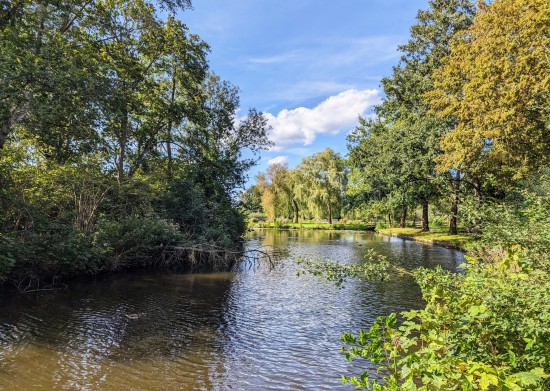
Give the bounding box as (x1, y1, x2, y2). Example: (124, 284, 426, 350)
(0, 231, 463, 390)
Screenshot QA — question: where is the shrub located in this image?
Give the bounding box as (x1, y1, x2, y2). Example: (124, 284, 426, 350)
(341, 260, 549, 390)
(93, 216, 183, 271)
(375, 222, 388, 230)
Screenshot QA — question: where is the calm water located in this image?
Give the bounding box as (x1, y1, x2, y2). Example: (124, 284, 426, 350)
(0, 230, 464, 390)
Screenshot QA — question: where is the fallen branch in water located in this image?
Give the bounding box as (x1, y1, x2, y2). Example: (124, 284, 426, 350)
(13, 275, 68, 293)
(158, 243, 285, 271)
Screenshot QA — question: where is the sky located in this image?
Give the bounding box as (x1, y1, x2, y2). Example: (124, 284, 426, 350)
(181, 0, 430, 184)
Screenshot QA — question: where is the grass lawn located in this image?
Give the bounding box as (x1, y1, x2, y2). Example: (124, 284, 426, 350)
(377, 227, 475, 250)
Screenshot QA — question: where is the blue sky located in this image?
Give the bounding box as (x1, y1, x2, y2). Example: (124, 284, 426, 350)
(182, 0, 430, 184)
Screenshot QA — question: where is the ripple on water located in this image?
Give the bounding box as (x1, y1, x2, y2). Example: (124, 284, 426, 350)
(0, 231, 463, 390)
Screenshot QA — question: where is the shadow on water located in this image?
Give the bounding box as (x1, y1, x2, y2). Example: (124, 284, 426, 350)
(0, 230, 464, 390)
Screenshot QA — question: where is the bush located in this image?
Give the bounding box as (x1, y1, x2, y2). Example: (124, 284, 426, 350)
(341, 260, 549, 390)
(476, 193, 550, 271)
(375, 222, 388, 230)
(0, 234, 17, 281)
(93, 216, 183, 271)
(248, 212, 267, 223)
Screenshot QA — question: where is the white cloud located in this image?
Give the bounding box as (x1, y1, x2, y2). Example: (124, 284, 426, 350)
(265, 88, 380, 150)
(267, 155, 288, 165)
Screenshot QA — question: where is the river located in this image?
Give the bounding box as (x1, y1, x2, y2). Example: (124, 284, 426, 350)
(0, 230, 464, 390)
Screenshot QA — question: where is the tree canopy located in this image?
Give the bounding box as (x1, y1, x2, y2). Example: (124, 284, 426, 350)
(427, 0, 550, 181)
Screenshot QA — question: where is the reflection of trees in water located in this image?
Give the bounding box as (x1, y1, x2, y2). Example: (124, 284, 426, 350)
(0, 272, 236, 389)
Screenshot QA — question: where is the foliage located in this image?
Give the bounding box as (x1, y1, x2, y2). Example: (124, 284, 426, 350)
(0, 0, 271, 284)
(239, 185, 263, 214)
(427, 0, 550, 182)
(297, 148, 347, 224)
(93, 216, 183, 271)
(255, 148, 346, 224)
(256, 163, 295, 221)
(297, 249, 393, 287)
(299, 193, 550, 390)
(340, 261, 549, 390)
(346, 0, 476, 233)
(474, 192, 550, 271)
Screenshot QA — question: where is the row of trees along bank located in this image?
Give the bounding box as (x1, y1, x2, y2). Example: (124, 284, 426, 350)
(244, 0, 549, 237)
(0, 0, 271, 289)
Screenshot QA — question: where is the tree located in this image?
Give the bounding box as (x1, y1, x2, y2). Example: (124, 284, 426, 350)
(256, 163, 294, 221)
(427, 0, 550, 183)
(0, 0, 196, 156)
(0, 0, 105, 156)
(348, 0, 475, 233)
(239, 185, 262, 214)
(177, 76, 272, 200)
(348, 116, 444, 230)
(298, 148, 346, 224)
(0, 0, 274, 282)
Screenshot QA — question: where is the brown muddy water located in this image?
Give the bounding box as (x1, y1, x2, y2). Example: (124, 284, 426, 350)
(0, 230, 464, 390)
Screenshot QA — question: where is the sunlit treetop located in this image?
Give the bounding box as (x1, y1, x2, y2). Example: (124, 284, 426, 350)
(427, 0, 550, 181)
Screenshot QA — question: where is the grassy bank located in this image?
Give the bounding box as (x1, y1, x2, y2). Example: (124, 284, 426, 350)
(377, 227, 475, 250)
(251, 221, 375, 231)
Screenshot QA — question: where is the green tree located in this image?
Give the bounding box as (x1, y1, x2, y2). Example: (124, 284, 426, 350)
(348, 0, 475, 233)
(427, 0, 550, 183)
(239, 185, 263, 214)
(256, 163, 294, 221)
(298, 148, 346, 224)
(0, 0, 272, 283)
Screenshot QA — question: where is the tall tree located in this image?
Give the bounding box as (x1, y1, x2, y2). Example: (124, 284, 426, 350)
(427, 0, 550, 183)
(348, 0, 475, 233)
(256, 163, 293, 221)
(0, 0, 196, 155)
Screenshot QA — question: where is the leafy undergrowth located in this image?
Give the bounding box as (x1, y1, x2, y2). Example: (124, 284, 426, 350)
(341, 260, 549, 390)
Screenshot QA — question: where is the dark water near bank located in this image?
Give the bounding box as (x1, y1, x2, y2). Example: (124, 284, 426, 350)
(0, 230, 464, 390)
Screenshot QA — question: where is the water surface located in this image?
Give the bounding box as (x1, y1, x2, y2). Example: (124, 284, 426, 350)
(0, 230, 464, 390)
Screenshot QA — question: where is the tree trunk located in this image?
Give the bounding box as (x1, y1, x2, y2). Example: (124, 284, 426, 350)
(0, 123, 8, 149)
(166, 70, 177, 179)
(421, 201, 429, 232)
(117, 105, 129, 185)
(412, 212, 416, 228)
(449, 176, 460, 235)
(400, 204, 407, 228)
(328, 202, 333, 225)
(387, 212, 392, 227)
(117, 138, 125, 185)
(473, 180, 482, 232)
(292, 199, 299, 223)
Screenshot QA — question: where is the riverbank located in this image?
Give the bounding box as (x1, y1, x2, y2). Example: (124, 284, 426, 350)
(0, 235, 244, 294)
(251, 222, 375, 231)
(376, 227, 475, 251)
